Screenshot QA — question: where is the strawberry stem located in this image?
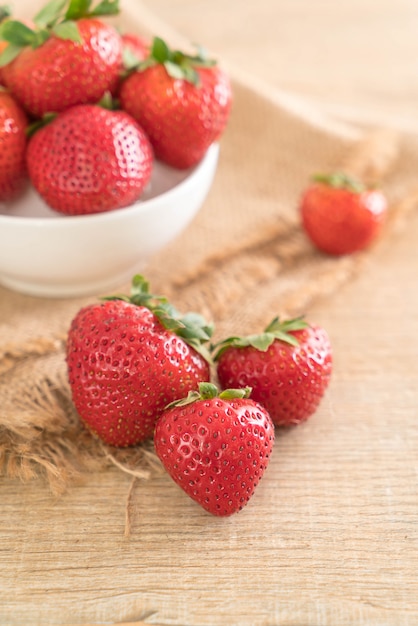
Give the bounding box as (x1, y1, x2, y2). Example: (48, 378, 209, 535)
(134, 36, 216, 86)
(0, 0, 119, 62)
(212, 316, 309, 360)
(104, 275, 214, 362)
(313, 172, 365, 193)
(26, 112, 57, 138)
(164, 382, 252, 410)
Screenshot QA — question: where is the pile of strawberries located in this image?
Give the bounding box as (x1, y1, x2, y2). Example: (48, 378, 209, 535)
(66, 275, 333, 517)
(1, 0, 388, 251)
(0, 0, 232, 214)
(1, 1, 389, 518)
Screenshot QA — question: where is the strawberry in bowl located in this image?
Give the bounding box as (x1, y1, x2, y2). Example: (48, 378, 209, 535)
(119, 36, 232, 169)
(0, 89, 28, 201)
(0, 1, 230, 297)
(26, 103, 154, 215)
(0, 0, 123, 118)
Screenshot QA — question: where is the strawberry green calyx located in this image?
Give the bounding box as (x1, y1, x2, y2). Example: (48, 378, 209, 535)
(26, 112, 57, 138)
(134, 36, 216, 86)
(105, 274, 214, 360)
(313, 172, 365, 193)
(212, 316, 309, 360)
(97, 90, 119, 110)
(165, 382, 252, 409)
(0, 0, 119, 65)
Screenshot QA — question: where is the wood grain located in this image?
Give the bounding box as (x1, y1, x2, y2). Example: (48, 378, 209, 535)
(1, 215, 418, 625)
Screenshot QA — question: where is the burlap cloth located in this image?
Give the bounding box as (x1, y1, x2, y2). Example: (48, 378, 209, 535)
(1, 1, 418, 494)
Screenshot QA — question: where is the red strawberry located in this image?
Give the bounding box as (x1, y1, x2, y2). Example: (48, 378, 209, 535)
(66, 275, 213, 447)
(154, 382, 275, 516)
(300, 172, 388, 255)
(26, 103, 153, 215)
(0, 89, 27, 201)
(119, 36, 232, 169)
(0, 0, 122, 118)
(214, 317, 332, 427)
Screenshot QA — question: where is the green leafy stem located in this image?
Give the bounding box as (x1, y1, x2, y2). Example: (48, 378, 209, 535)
(0, 0, 119, 65)
(212, 316, 309, 360)
(104, 274, 214, 363)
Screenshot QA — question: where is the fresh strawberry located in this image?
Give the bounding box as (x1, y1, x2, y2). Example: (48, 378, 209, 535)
(154, 382, 275, 516)
(119, 36, 232, 169)
(0, 0, 122, 118)
(26, 103, 153, 215)
(213, 317, 332, 427)
(66, 275, 213, 447)
(0, 89, 27, 201)
(300, 172, 388, 255)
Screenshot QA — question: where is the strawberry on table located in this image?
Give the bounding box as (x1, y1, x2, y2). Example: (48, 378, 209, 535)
(213, 317, 333, 427)
(154, 382, 275, 516)
(66, 275, 213, 447)
(119, 36, 232, 169)
(26, 103, 153, 215)
(300, 172, 388, 256)
(0, 0, 123, 118)
(0, 89, 27, 201)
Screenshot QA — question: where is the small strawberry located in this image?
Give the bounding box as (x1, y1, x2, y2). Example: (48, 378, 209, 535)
(66, 275, 213, 447)
(119, 36, 232, 169)
(213, 317, 332, 427)
(154, 382, 275, 516)
(26, 103, 153, 215)
(0, 0, 122, 118)
(0, 89, 28, 201)
(300, 172, 388, 255)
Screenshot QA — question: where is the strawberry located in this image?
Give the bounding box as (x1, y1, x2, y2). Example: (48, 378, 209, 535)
(300, 172, 388, 255)
(26, 103, 153, 215)
(0, 89, 28, 201)
(213, 317, 333, 427)
(119, 36, 232, 169)
(0, 0, 122, 118)
(154, 382, 275, 516)
(66, 275, 213, 447)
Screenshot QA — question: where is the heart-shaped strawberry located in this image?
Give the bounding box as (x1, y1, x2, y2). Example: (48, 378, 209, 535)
(154, 383, 275, 516)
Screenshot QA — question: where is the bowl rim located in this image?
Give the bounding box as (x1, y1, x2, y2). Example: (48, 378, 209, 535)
(0, 143, 219, 227)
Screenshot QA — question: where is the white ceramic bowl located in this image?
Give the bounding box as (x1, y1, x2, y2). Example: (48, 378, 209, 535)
(0, 144, 219, 298)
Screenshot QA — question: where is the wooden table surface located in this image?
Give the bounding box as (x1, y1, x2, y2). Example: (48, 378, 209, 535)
(1, 1, 417, 625)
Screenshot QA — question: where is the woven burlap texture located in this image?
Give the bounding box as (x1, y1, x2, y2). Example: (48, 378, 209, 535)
(1, 5, 418, 493)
